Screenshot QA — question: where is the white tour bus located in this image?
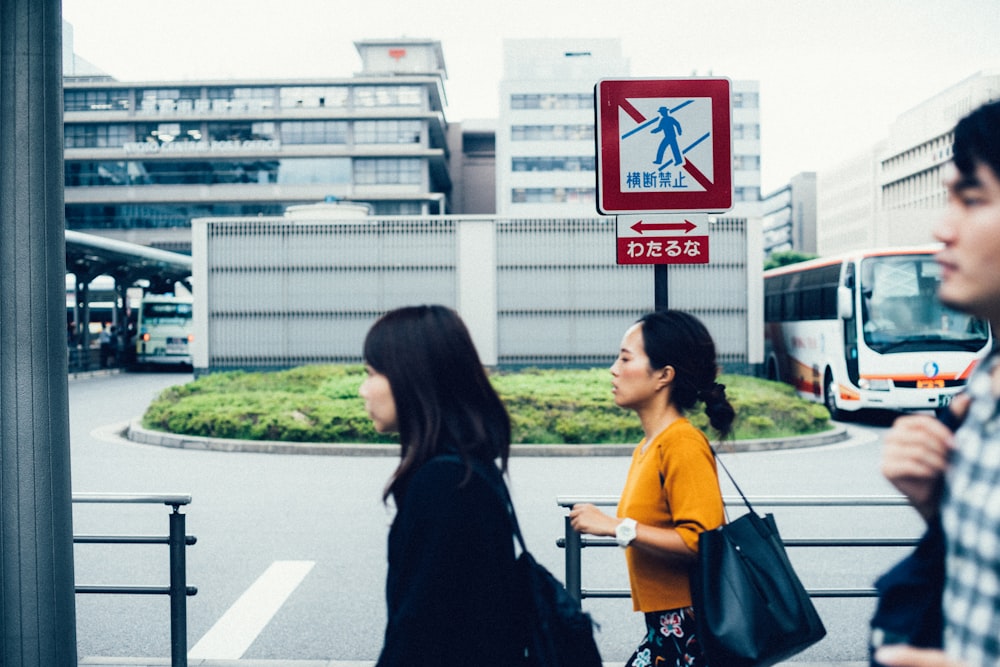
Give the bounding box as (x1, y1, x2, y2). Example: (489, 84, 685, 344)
(134, 294, 194, 367)
(763, 245, 991, 419)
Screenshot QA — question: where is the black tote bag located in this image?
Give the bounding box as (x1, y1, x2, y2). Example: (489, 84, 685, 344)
(691, 451, 826, 667)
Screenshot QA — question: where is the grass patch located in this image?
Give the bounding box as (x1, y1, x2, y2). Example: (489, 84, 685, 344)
(141, 365, 831, 445)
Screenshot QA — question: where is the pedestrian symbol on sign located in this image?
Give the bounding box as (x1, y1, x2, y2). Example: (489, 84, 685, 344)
(652, 106, 684, 167)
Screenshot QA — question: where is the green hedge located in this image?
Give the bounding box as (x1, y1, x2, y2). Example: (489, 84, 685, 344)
(141, 365, 831, 445)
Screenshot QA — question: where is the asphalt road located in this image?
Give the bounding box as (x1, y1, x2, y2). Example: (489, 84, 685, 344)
(69, 370, 919, 663)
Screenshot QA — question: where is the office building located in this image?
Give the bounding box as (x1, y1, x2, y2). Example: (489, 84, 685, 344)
(817, 70, 1000, 256)
(63, 38, 452, 253)
(730, 80, 763, 217)
(496, 38, 761, 219)
(496, 39, 628, 217)
(877, 69, 1000, 250)
(761, 172, 817, 257)
(816, 145, 883, 255)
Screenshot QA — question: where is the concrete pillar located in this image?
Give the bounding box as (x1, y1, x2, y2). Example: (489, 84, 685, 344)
(0, 0, 78, 664)
(455, 218, 498, 366)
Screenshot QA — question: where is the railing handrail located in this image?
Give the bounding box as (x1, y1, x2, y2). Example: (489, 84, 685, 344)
(557, 494, 920, 604)
(557, 494, 913, 508)
(72, 492, 195, 667)
(72, 492, 192, 507)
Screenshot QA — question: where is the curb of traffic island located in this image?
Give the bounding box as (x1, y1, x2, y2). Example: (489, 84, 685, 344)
(125, 419, 850, 457)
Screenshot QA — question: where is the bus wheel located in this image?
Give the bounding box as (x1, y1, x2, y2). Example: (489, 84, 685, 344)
(824, 370, 844, 421)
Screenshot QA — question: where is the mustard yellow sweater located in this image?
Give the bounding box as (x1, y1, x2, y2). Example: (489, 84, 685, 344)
(617, 418, 724, 612)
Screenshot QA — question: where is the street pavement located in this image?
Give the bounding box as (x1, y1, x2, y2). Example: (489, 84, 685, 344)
(71, 370, 899, 666)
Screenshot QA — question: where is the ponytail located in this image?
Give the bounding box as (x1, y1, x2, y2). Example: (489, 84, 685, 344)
(698, 382, 735, 440)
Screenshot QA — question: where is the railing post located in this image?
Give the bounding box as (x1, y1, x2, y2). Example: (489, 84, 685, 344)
(564, 516, 583, 603)
(169, 506, 188, 667)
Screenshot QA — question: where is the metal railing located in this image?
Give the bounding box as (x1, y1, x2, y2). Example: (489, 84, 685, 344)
(73, 493, 197, 667)
(556, 494, 918, 603)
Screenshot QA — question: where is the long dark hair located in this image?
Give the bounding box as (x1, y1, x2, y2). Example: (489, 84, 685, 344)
(363, 305, 511, 502)
(637, 310, 736, 439)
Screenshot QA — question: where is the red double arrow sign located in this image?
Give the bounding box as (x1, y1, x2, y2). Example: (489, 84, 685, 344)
(629, 219, 698, 235)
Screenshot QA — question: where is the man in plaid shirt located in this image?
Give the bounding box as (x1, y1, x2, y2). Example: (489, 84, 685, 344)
(879, 100, 1000, 667)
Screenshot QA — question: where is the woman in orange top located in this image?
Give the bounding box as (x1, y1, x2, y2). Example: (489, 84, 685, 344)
(570, 310, 735, 667)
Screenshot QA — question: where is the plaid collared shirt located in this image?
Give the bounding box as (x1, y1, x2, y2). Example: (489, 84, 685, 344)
(942, 350, 1000, 664)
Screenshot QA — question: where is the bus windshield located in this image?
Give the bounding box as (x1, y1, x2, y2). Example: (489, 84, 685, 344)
(142, 302, 192, 325)
(860, 255, 989, 353)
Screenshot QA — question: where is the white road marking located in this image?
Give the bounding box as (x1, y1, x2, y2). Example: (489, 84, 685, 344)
(188, 560, 315, 660)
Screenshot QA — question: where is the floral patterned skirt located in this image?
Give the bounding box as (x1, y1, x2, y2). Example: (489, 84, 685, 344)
(625, 607, 708, 667)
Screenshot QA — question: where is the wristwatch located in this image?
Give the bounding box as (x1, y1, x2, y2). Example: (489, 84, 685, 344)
(615, 518, 638, 548)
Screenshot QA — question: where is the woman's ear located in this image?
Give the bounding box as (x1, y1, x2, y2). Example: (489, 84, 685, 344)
(656, 365, 675, 390)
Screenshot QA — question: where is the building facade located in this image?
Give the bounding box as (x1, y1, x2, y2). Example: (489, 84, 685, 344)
(447, 118, 496, 215)
(877, 70, 1000, 252)
(730, 80, 763, 217)
(817, 70, 1000, 256)
(815, 143, 882, 255)
(496, 39, 629, 217)
(760, 171, 817, 257)
(63, 39, 452, 253)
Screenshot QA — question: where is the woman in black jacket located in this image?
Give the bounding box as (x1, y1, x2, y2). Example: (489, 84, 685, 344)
(360, 305, 522, 667)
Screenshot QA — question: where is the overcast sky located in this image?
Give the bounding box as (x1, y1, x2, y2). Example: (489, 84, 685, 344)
(62, 0, 1000, 193)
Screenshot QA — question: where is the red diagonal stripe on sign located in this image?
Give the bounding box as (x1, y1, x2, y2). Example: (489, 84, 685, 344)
(619, 99, 647, 125)
(683, 159, 713, 190)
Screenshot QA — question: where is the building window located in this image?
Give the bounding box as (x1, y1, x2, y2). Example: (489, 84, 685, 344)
(511, 124, 594, 141)
(65, 157, 355, 188)
(732, 123, 761, 140)
(279, 86, 350, 109)
(732, 91, 759, 109)
(207, 122, 277, 142)
(202, 86, 276, 113)
(510, 187, 595, 204)
(734, 186, 761, 202)
(138, 88, 201, 113)
(370, 201, 424, 216)
(134, 122, 204, 144)
(64, 124, 132, 148)
(281, 121, 348, 144)
(354, 120, 422, 144)
(353, 86, 424, 108)
(65, 161, 132, 186)
(275, 158, 352, 185)
(510, 93, 593, 110)
(512, 156, 595, 172)
(65, 203, 286, 231)
(733, 154, 761, 171)
(354, 158, 422, 185)
(65, 89, 131, 112)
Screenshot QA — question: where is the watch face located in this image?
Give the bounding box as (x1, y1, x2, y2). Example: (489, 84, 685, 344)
(617, 520, 636, 545)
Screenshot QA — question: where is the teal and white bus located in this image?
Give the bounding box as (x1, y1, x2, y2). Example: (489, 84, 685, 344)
(134, 294, 194, 367)
(763, 245, 991, 419)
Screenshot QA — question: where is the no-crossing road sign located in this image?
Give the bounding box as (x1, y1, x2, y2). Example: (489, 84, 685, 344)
(596, 78, 732, 214)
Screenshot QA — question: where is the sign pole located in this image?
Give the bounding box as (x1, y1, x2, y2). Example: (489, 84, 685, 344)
(654, 265, 669, 311)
